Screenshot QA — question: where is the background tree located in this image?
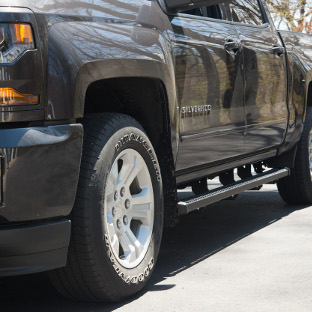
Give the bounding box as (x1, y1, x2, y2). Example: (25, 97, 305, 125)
(265, 0, 312, 33)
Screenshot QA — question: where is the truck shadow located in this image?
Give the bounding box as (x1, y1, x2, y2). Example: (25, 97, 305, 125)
(0, 188, 307, 311)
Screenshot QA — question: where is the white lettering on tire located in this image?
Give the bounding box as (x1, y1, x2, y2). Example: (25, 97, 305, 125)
(115, 133, 161, 182)
(105, 234, 154, 284)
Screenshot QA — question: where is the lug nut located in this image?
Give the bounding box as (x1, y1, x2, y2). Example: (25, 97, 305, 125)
(125, 199, 130, 209)
(123, 215, 128, 225)
(120, 187, 125, 197)
(112, 207, 116, 217)
(117, 219, 121, 229)
(114, 191, 118, 201)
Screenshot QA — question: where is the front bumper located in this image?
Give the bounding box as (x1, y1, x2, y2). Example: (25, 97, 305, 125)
(0, 124, 83, 223)
(0, 123, 83, 276)
(0, 219, 71, 276)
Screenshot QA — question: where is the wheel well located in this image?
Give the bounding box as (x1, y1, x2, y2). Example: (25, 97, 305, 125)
(84, 77, 178, 227)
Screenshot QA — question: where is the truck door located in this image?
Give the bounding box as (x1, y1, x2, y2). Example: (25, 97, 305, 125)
(171, 5, 246, 173)
(226, 0, 288, 154)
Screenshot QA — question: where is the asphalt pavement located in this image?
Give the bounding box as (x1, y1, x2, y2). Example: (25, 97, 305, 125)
(1, 184, 312, 311)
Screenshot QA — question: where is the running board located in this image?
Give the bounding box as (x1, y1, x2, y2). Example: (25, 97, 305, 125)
(178, 168, 289, 215)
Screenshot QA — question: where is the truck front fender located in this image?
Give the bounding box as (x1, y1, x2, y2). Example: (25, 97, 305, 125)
(47, 20, 177, 126)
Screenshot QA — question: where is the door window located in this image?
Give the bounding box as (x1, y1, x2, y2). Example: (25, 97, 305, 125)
(228, 0, 264, 25)
(182, 5, 224, 19)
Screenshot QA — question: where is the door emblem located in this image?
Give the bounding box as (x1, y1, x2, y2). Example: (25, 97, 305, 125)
(181, 105, 211, 119)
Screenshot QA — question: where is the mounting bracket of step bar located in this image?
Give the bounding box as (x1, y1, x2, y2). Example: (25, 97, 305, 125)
(178, 168, 289, 215)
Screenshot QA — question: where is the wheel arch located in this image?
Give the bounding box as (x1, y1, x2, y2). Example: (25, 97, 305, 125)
(46, 20, 179, 226)
(83, 76, 179, 227)
(46, 20, 178, 129)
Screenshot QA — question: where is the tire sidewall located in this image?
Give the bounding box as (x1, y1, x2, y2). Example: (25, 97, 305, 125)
(86, 124, 163, 297)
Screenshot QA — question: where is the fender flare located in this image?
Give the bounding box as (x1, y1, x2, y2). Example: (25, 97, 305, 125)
(46, 20, 178, 130)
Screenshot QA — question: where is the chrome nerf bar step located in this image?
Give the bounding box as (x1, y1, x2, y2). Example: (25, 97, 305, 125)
(178, 168, 290, 215)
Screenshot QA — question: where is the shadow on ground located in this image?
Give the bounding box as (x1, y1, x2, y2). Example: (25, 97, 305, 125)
(0, 188, 306, 311)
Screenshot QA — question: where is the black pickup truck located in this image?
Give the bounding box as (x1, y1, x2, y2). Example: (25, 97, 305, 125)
(1, 0, 312, 302)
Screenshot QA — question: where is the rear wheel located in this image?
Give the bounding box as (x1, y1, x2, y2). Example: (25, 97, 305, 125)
(49, 113, 163, 302)
(277, 107, 312, 204)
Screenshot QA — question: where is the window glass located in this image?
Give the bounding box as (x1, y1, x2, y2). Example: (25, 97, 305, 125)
(265, 0, 312, 33)
(229, 0, 264, 25)
(182, 5, 223, 19)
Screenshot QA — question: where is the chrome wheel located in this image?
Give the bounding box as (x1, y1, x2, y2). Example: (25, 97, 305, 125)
(104, 148, 154, 269)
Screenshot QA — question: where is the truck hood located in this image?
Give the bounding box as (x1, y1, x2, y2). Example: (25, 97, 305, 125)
(1, 1, 57, 13)
(0, 0, 142, 16)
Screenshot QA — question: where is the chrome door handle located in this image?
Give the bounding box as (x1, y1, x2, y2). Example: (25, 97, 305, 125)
(272, 46, 285, 56)
(224, 41, 242, 53)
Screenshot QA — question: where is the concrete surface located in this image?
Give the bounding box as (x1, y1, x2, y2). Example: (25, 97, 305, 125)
(1, 184, 312, 311)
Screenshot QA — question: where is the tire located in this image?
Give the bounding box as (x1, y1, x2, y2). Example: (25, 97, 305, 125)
(49, 113, 164, 302)
(277, 106, 312, 204)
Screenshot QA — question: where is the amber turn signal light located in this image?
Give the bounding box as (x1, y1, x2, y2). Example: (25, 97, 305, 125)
(0, 88, 39, 106)
(11, 24, 34, 45)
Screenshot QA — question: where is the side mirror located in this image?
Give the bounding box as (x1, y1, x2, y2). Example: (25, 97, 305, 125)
(159, 0, 228, 14)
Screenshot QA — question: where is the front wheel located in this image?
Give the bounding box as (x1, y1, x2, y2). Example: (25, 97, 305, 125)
(277, 107, 312, 204)
(49, 113, 164, 302)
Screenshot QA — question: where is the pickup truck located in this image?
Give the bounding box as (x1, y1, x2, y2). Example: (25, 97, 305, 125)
(1, 0, 312, 303)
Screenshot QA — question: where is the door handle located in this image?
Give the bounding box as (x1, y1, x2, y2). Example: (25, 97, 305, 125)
(272, 46, 285, 56)
(224, 41, 242, 53)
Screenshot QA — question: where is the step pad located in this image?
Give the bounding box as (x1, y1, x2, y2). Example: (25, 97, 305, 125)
(178, 168, 289, 215)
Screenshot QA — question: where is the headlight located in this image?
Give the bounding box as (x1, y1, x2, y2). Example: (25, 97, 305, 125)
(0, 23, 35, 64)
